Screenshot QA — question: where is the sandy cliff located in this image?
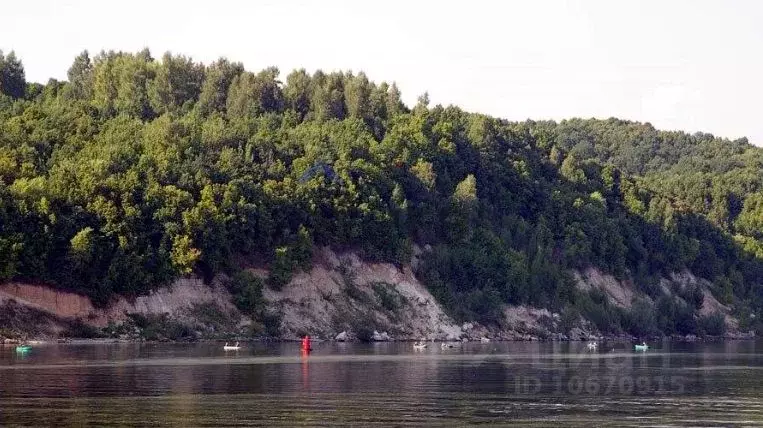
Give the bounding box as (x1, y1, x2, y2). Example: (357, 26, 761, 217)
(0, 247, 744, 341)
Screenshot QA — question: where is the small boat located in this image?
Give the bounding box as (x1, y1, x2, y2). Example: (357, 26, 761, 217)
(15, 345, 31, 353)
(480, 337, 490, 343)
(223, 342, 241, 351)
(413, 341, 427, 350)
(441, 342, 460, 349)
(634, 342, 649, 352)
(587, 342, 597, 350)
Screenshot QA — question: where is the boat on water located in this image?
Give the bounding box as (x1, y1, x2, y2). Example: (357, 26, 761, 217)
(587, 342, 598, 350)
(634, 342, 649, 351)
(223, 342, 241, 351)
(15, 345, 31, 353)
(413, 341, 427, 350)
(480, 337, 490, 343)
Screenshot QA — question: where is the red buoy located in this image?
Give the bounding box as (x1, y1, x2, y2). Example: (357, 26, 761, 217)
(301, 335, 312, 352)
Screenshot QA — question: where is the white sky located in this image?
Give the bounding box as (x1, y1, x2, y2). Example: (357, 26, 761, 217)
(2, 0, 762, 145)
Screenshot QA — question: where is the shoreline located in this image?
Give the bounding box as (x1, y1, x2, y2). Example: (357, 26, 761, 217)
(1, 333, 755, 346)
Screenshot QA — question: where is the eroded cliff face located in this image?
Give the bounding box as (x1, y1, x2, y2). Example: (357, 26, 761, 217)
(0, 278, 238, 327)
(573, 267, 737, 329)
(256, 247, 464, 340)
(0, 247, 745, 341)
(0, 247, 465, 340)
(0, 278, 243, 339)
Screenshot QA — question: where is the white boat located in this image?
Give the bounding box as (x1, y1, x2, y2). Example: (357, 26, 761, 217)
(587, 342, 597, 350)
(223, 342, 241, 351)
(413, 342, 427, 350)
(634, 342, 649, 352)
(480, 337, 490, 343)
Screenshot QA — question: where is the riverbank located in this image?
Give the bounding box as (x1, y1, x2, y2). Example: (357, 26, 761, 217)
(1, 330, 754, 345)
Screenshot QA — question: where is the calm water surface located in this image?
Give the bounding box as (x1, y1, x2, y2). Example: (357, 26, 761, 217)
(1, 340, 761, 426)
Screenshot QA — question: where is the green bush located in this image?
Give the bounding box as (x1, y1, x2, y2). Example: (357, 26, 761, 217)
(698, 312, 726, 336)
(229, 270, 266, 317)
(373, 282, 404, 313)
(268, 247, 294, 290)
(262, 311, 282, 337)
(125, 313, 195, 341)
(575, 290, 624, 334)
(623, 299, 658, 337)
(655, 295, 698, 335)
(355, 326, 374, 342)
(63, 319, 102, 339)
(344, 283, 370, 303)
(559, 305, 581, 333)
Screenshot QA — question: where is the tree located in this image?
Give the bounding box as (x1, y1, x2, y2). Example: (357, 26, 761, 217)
(736, 193, 763, 239)
(560, 153, 586, 184)
(311, 71, 345, 121)
(0, 50, 26, 99)
(113, 52, 153, 118)
(91, 51, 118, 116)
(446, 174, 478, 242)
(386, 83, 404, 117)
(226, 67, 284, 119)
(283, 68, 312, 121)
(345, 72, 371, 123)
(67, 50, 93, 100)
(196, 58, 244, 116)
(149, 52, 204, 114)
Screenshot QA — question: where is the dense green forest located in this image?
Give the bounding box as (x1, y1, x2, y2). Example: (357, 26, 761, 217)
(1, 49, 761, 335)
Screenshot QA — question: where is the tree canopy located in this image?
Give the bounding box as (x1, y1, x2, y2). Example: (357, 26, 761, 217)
(0, 49, 761, 334)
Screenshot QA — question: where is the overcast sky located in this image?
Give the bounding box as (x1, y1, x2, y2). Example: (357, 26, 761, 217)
(3, 0, 762, 145)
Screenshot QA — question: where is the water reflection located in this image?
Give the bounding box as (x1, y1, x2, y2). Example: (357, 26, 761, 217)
(0, 340, 761, 426)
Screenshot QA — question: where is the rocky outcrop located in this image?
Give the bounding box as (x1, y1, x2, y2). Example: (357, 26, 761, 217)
(573, 267, 636, 308)
(259, 247, 463, 340)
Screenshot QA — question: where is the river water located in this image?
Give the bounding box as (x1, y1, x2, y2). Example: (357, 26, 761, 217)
(1, 340, 761, 426)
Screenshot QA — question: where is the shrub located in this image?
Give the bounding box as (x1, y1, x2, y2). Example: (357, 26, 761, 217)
(344, 283, 369, 303)
(698, 312, 726, 336)
(228, 270, 266, 317)
(575, 290, 624, 333)
(655, 295, 697, 335)
(355, 326, 374, 342)
(623, 299, 658, 337)
(373, 282, 404, 313)
(559, 305, 581, 333)
(261, 311, 282, 337)
(267, 247, 293, 290)
(63, 319, 102, 339)
(125, 313, 195, 341)
(459, 287, 503, 325)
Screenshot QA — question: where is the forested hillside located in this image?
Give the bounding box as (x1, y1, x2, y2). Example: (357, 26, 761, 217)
(1, 49, 761, 336)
